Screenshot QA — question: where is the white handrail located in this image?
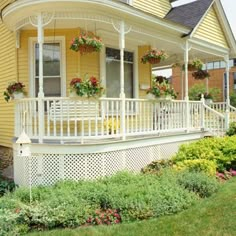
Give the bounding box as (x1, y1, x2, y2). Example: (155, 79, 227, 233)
(14, 97, 226, 142)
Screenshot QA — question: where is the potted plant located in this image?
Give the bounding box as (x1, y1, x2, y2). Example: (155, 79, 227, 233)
(141, 49, 168, 64)
(70, 34, 103, 54)
(69, 75, 103, 98)
(192, 69, 210, 80)
(104, 118, 120, 134)
(147, 78, 177, 100)
(183, 58, 203, 71)
(3, 81, 26, 102)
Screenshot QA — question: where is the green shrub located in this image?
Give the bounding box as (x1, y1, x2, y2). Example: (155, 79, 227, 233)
(173, 137, 236, 172)
(141, 159, 173, 175)
(189, 84, 220, 101)
(226, 122, 236, 136)
(0, 177, 16, 197)
(174, 159, 217, 176)
(230, 93, 236, 107)
(176, 171, 219, 198)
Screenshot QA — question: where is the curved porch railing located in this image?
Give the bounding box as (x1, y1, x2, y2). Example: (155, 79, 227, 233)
(14, 97, 226, 143)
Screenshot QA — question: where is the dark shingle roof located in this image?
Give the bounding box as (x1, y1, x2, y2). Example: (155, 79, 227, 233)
(165, 0, 214, 29)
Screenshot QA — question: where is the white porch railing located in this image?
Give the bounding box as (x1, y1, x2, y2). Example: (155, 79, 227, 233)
(210, 102, 236, 123)
(15, 97, 226, 143)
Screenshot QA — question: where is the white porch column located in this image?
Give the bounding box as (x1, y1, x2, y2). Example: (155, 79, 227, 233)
(119, 21, 126, 141)
(37, 13, 44, 98)
(183, 40, 191, 132)
(224, 55, 230, 129)
(37, 13, 45, 143)
(112, 20, 131, 141)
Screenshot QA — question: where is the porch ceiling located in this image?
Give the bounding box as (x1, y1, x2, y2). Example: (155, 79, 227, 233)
(2, 0, 229, 64)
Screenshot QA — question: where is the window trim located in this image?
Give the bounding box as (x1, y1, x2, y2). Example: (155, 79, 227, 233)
(28, 36, 66, 97)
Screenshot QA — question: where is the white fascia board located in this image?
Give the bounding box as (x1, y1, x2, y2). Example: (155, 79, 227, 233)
(2, 0, 190, 34)
(189, 38, 229, 58)
(214, 0, 236, 55)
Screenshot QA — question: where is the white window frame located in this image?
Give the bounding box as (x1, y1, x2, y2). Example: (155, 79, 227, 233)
(28, 36, 66, 97)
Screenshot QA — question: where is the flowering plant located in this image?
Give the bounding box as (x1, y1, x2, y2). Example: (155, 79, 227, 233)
(86, 209, 121, 225)
(183, 58, 203, 71)
(70, 75, 103, 97)
(141, 49, 168, 64)
(3, 81, 26, 102)
(192, 69, 210, 80)
(147, 78, 177, 99)
(104, 118, 120, 134)
(70, 34, 103, 54)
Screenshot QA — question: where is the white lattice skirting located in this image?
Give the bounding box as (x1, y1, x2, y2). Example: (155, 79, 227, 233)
(13, 132, 204, 186)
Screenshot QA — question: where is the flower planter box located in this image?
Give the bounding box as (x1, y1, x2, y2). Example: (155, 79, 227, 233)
(157, 95, 172, 102)
(79, 45, 96, 55)
(13, 92, 24, 100)
(148, 58, 161, 64)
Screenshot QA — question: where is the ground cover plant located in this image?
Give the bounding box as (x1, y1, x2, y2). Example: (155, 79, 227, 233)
(29, 177, 236, 236)
(0, 169, 218, 235)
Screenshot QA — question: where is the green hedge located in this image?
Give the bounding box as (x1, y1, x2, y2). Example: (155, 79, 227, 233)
(173, 136, 236, 172)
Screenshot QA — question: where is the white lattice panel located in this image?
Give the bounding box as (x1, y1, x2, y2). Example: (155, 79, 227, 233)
(125, 146, 153, 172)
(160, 142, 182, 159)
(41, 154, 60, 185)
(64, 154, 87, 180)
(13, 139, 196, 186)
(103, 151, 123, 176)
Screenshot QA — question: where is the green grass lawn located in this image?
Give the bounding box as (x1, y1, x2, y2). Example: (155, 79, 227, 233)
(29, 178, 236, 236)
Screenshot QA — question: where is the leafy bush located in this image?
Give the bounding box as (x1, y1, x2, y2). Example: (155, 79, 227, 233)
(226, 122, 236, 136)
(173, 137, 236, 172)
(174, 159, 217, 176)
(189, 84, 220, 101)
(230, 93, 236, 107)
(0, 177, 16, 197)
(176, 171, 219, 198)
(141, 159, 173, 175)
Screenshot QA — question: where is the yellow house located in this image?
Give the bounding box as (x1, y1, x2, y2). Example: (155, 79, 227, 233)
(0, 0, 235, 185)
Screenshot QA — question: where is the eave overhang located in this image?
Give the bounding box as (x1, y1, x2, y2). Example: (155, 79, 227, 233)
(2, 0, 190, 36)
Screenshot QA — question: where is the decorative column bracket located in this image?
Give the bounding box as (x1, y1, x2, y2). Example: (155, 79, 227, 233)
(29, 12, 55, 28)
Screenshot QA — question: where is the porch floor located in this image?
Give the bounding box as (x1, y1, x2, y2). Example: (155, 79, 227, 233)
(18, 129, 208, 145)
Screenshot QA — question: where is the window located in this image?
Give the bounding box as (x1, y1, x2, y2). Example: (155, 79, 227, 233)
(34, 43, 61, 97)
(30, 37, 65, 97)
(105, 47, 134, 98)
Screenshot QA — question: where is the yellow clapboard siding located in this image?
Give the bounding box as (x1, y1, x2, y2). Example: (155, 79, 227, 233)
(138, 46, 151, 98)
(0, 1, 17, 148)
(133, 0, 171, 18)
(194, 7, 228, 48)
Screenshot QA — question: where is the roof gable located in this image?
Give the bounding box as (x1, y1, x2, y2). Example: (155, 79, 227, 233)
(165, 0, 213, 29)
(193, 6, 228, 48)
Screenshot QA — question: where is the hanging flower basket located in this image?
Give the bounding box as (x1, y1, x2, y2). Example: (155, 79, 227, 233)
(141, 49, 168, 64)
(192, 70, 210, 80)
(70, 34, 103, 55)
(182, 58, 203, 71)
